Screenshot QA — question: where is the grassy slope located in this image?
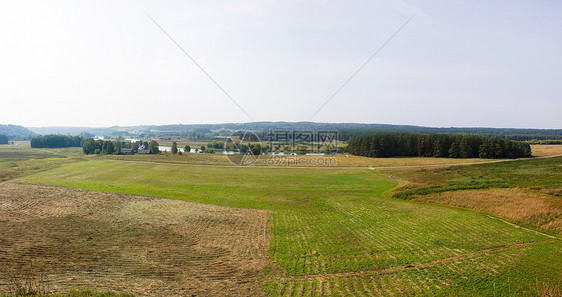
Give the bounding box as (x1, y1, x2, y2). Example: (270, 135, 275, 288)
(23, 160, 562, 296)
(103, 152, 495, 167)
(385, 157, 562, 235)
(0, 146, 82, 182)
(391, 156, 562, 193)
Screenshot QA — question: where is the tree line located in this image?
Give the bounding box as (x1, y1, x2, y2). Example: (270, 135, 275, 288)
(30, 135, 83, 148)
(0, 124, 35, 140)
(82, 138, 160, 155)
(524, 139, 562, 145)
(0, 135, 8, 144)
(346, 133, 532, 159)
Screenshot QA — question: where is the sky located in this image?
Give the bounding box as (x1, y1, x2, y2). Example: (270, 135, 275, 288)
(0, 0, 561, 128)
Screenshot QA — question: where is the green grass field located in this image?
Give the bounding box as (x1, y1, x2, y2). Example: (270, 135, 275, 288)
(103, 152, 495, 168)
(0, 146, 81, 182)
(384, 157, 562, 236)
(390, 156, 562, 197)
(22, 160, 562, 296)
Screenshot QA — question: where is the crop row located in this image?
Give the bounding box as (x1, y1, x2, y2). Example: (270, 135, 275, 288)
(266, 241, 561, 296)
(270, 190, 545, 276)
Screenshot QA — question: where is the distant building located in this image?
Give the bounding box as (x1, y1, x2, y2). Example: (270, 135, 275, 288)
(137, 149, 150, 154)
(120, 148, 134, 155)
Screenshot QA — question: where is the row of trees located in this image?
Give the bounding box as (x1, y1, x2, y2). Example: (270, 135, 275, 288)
(82, 138, 160, 155)
(170, 142, 193, 155)
(197, 141, 265, 155)
(197, 142, 323, 155)
(30, 135, 83, 148)
(346, 133, 532, 159)
(206, 141, 225, 149)
(525, 139, 562, 145)
(239, 143, 262, 155)
(0, 135, 8, 144)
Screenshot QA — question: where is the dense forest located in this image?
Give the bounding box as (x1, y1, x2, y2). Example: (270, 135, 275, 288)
(524, 139, 562, 145)
(144, 122, 562, 142)
(346, 133, 532, 159)
(23, 122, 561, 143)
(0, 135, 8, 144)
(30, 135, 83, 148)
(141, 122, 562, 135)
(0, 124, 35, 140)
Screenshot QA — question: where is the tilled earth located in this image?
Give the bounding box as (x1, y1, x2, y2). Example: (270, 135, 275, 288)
(0, 180, 270, 296)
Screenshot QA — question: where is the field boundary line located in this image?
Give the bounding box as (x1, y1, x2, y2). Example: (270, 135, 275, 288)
(486, 215, 560, 240)
(281, 241, 542, 280)
(102, 154, 562, 170)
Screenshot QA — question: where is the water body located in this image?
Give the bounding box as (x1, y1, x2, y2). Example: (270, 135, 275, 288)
(159, 146, 196, 153)
(158, 146, 328, 155)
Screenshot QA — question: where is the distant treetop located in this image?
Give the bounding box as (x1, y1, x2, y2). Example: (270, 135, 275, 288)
(346, 133, 532, 159)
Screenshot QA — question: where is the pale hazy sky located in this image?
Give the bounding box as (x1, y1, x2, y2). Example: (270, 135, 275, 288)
(1, 0, 561, 128)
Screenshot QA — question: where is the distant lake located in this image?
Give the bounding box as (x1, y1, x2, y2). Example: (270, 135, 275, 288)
(159, 146, 196, 153)
(159, 146, 328, 155)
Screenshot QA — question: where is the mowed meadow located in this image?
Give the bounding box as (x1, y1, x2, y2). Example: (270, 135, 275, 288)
(19, 158, 562, 296)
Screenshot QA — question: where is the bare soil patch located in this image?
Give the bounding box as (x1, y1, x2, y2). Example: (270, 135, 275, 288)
(0, 181, 270, 296)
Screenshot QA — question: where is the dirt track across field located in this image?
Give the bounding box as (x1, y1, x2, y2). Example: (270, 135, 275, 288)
(0, 180, 270, 296)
